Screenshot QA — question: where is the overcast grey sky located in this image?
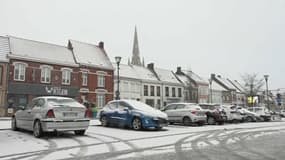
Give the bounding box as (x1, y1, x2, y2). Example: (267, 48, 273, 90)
(1, 0, 284, 90)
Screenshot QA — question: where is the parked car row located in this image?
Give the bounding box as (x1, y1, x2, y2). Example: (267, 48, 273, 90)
(11, 96, 276, 138)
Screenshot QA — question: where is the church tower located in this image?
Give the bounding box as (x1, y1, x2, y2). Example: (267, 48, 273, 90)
(131, 27, 143, 66)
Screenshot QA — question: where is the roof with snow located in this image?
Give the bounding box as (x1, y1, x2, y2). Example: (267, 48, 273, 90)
(176, 74, 189, 86)
(113, 63, 140, 80)
(215, 75, 236, 90)
(8, 36, 77, 66)
(183, 70, 208, 85)
(69, 40, 113, 70)
(228, 79, 246, 93)
(0, 36, 9, 62)
(211, 80, 227, 91)
(131, 65, 160, 82)
(155, 68, 182, 85)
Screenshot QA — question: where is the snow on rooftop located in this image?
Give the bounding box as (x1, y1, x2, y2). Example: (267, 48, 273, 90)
(176, 74, 189, 85)
(9, 36, 77, 66)
(113, 63, 140, 80)
(215, 75, 236, 90)
(212, 80, 227, 91)
(155, 68, 181, 85)
(0, 36, 9, 62)
(183, 70, 207, 84)
(131, 65, 159, 82)
(229, 79, 246, 93)
(69, 40, 113, 70)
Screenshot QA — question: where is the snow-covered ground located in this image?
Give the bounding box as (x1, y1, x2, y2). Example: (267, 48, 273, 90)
(0, 118, 285, 160)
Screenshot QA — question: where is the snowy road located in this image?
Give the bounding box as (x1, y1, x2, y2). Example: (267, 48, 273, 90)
(1, 120, 285, 160)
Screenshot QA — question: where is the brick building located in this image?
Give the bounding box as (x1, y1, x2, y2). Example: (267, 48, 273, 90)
(0, 36, 114, 115)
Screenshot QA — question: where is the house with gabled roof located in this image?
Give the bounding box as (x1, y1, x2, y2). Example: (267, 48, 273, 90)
(228, 79, 246, 106)
(148, 64, 184, 107)
(175, 67, 208, 103)
(211, 74, 236, 104)
(68, 40, 114, 108)
(6, 36, 80, 112)
(0, 35, 114, 115)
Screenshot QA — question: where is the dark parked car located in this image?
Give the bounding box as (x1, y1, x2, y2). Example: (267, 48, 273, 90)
(99, 100, 168, 130)
(199, 104, 227, 125)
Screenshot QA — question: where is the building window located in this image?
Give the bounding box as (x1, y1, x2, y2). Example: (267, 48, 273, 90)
(144, 85, 148, 96)
(157, 99, 161, 108)
(150, 86, 155, 96)
(98, 75, 105, 87)
(178, 88, 182, 97)
(82, 72, 88, 86)
(172, 87, 176, 97)
(157, 86, 161, 96)
(0, 66, 2, 84)
(96, 94, 106, 108)
(165, 87, 169, 97)
(14, 62, 27, 81)
(41, 65, 52, 83)
(61, 68, 71, 85)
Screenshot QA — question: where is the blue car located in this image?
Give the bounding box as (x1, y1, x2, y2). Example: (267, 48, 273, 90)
(99, 100, 168, 130)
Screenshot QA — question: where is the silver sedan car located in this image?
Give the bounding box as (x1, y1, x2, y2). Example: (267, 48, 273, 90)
(11, 96, 90, 138)
(162, 103, 207, 126)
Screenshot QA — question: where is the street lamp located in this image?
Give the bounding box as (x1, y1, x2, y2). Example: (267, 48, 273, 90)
(115, 56, 122, 100)
(264, 75, 269, 110)
(208, 78, 212, 104)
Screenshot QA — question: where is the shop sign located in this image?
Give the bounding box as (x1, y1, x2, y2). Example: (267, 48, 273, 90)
(45, 86, 68, 96)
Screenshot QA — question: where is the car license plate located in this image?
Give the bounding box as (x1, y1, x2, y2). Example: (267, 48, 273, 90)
(63, 112, 77, 117)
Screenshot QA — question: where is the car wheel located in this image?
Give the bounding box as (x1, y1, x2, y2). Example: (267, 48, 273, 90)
(207, 117, 216, 125)
(245, 116, 253, 122)
(33, 120, 44, 138)
(132, 117, 142, 130)
(74, 130, 86, 136)
(101, 116, 108, 127)
(11, 117, 18, 131)
(183, 117, 192, 126)
(155, 126, 163, 131)
(197, 121, 204, 126)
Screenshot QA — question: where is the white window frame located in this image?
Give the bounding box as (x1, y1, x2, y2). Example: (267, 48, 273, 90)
(82, 71, 88, 86)
(98, 75, 105, 88)
(13, 62, 27, 81)
(40, 65, 52, 83)
(96, 94, 106, 108)
(61, 68, 72, 85)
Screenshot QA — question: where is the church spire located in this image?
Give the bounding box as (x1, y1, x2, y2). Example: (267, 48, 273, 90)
(131, 26, 142, 66)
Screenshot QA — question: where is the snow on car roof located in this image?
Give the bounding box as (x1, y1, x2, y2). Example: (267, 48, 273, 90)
(123, 99, 157, 111)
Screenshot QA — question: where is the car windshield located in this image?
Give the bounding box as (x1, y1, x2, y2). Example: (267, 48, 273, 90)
(47, 98, 81, 107)
(125, 100, 156, 112)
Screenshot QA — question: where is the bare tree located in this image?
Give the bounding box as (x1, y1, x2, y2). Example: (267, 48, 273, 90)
(241, 73, 264, 96)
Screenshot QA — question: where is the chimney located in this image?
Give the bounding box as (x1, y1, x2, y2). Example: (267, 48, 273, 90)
(176, 67, 183, 75)
(98, 41, 104, 49)
(147, 63, 154, 71)
(211, 73, 215, 79)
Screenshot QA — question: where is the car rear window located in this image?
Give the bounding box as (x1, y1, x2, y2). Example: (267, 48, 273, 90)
(47, 98, 81, 107)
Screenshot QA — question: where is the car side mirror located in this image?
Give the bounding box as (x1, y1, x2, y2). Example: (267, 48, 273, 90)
(123, 107, 129, 112)
(18, 106, 25, 110)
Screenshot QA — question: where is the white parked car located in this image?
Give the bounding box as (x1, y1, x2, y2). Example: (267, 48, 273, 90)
(221, 105, 243, 123)
(247, 107, 271, 121)
(12, 96, 90, 138)
(162, 103, 207, 126)
(237, 107, 259, 122)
